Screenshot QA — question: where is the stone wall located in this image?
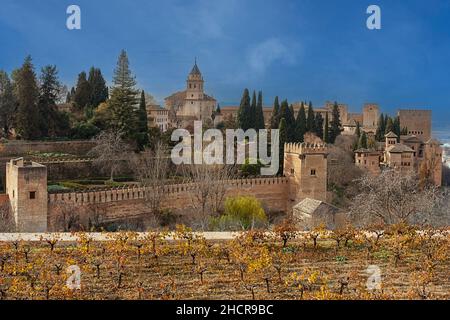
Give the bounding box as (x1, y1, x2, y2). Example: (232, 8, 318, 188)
(0, 140, 96, 157)
(47, 177, 290, 231)
(0, 140, 96, 190)
(398, 109, 432, 142)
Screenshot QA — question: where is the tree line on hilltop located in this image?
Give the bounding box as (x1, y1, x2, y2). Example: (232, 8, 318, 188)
(0, 50, 151, 151)
(236, 89, 342, 145)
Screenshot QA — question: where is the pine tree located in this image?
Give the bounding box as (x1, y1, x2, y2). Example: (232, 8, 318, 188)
(255, 91, 265, 130)
(358, 131, 368, 149)
(314, 112, 324, 140)
(306, 101, 315, 133)
(237, 88, 251, 130)
(294, 102, 307, 142)
(14, 56, 40, 140)
(136, 90, 149, 150)
(109, 49, 139, 140)
(329, 102, 342, 143)
(0, 70, 15, 137)
(74, 71, 91, 110)
(278, 118, 287, 175)
(216, 104, 221, 114)
(38, 65, 69, 137)
(270, 96, 280, 129)
(88, 67, 108, 108)
(323, 112, 329, 143)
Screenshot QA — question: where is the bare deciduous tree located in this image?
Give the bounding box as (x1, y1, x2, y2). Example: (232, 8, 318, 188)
(349, 170, 443, 226)
(88, 129, 131, 181)
(0, 201, 14, 232)
(133, 142, 170, 217)
(183, 164, 235, 230)
(54, 201, 82, 232)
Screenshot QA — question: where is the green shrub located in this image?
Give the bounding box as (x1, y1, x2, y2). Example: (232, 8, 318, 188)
(69, 121, 100, 140)
(104, 180, 126, 187)
(58, 181, 89, 190)
(210, 196, 267, 231)
(240, 158, 264, 177)
(48, 184, 69, 192)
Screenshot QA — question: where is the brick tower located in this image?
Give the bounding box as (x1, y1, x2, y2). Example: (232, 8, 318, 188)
(5, 158, 48, 232)
(283, 142, 328, 207)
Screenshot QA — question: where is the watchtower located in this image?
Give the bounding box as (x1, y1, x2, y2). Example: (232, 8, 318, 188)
(5, 158, 47, 232)
(283, 143, 328, 207)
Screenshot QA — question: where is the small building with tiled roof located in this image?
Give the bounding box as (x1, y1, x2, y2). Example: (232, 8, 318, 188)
(293, 198, 343, 230)
(355, 148, 381, 175)
(146, 104, 169, 132)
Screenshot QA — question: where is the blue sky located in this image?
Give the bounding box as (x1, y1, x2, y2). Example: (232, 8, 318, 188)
(1, 0, 450, 127)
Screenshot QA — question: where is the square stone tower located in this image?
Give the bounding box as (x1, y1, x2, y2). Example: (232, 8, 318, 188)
(398, 109, 432, 141)
(283, 143, 328, 207)
(6, 158, 47, 232)
(363, 103, 379, 130)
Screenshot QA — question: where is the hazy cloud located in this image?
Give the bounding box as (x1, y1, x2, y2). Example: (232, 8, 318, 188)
(247, 38, 297, 75)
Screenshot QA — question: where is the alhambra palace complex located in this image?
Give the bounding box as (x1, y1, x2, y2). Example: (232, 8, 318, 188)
(0, 62, 444, 232)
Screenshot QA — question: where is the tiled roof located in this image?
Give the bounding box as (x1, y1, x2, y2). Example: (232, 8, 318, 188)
(164, 90, 216, 102)
(190, 62, 201, 75)
(386, 143, 414, 153)
(293, 198, 340, 216)
(385, 131, 398, 138)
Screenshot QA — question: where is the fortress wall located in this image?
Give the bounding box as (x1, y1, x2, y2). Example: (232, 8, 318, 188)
(0, 140, 96, 157)
(398, 109, 432, 141)
(47, 177, 289, 230)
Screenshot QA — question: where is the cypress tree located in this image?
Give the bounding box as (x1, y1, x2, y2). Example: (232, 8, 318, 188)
(270, 96, 280, 129)
(294, 102, 307, 142)
(109, 49, 139, 140)
(279, 100, 295, 141)
(323, 112, 329, 143)
(237, 88, 251, 130)
(74, 71, 91, 110)
(255, 91, 265, 130)
(15, 56, 40, 140)
(249, 90, 257, 129)
(355, 121, 361, 138)
(314, 112, 324, 140)
(70, 87, 75, 101)
(375, 113, 385, 141)
(358, 131, 368, 149)
(88, 67, 108, 108)
(401, 126, 408, 135)
(278, 118, 287, 175)
(306, 101, 315, 132)
(393, 116, 401, 137)
(329, 101, 342, 143)
(136, 90, 149, 150)
(385, 117, 394, 134)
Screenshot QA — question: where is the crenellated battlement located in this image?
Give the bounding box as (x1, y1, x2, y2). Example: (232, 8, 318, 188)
(48, 177, 290, 205)
(37, 157, 94, 164)
(284, 142, 327, 154)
